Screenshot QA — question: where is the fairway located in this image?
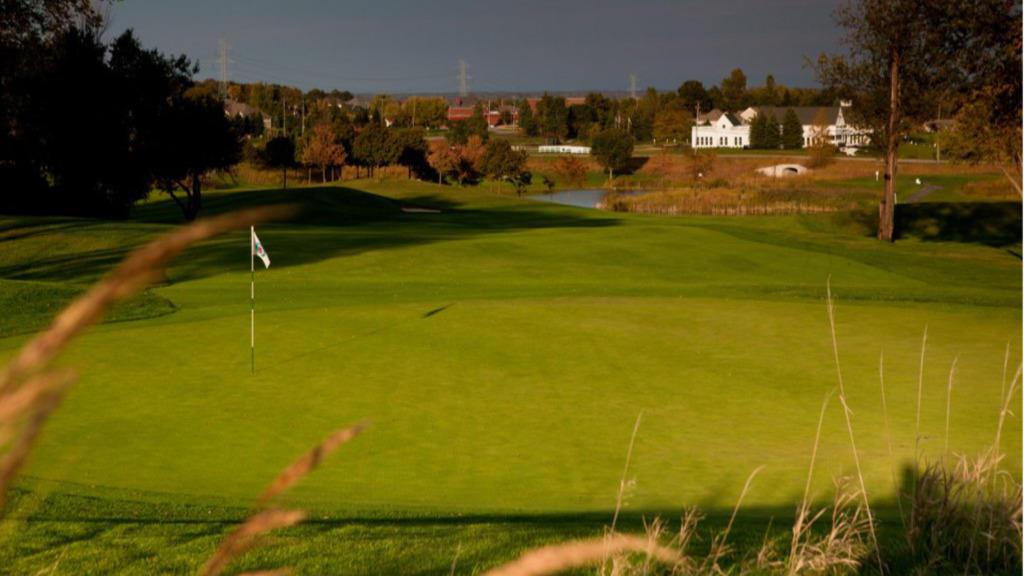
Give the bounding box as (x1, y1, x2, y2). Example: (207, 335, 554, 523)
(0, 180, 1020, 572)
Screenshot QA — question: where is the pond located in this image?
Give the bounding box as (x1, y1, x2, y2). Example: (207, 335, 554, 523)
(529, 189, 651, 209)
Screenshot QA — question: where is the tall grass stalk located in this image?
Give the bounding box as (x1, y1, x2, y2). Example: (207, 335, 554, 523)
(944, 356, 957, 454)
(993, 363, 1022, 457)
(787, 390, 833, 574)
(448, 542, 462, 576)
(611, 412, 643, 534)
(915, 325, 928, 458)
(825, 280, 881, 570)
(878, 351, 906, 527)
(1001, 341, 1010, 410)
(700, 465, 763, 574)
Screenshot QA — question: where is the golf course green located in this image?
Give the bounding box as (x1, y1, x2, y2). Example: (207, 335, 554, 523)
(0, 179, 1019, 574)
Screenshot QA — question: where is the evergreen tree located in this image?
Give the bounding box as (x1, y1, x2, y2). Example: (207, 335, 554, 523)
(781, 108, 804, 149)
(516, 98, 538, 136)
(748, 112, 767, 149)
(764, 109, 781, 149)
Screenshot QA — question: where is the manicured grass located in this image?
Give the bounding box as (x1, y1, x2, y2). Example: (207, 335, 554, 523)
(0, 178, 1019, 573)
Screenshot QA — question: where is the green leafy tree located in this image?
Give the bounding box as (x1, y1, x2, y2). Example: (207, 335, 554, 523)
(720, 68, 747, 111)
(478, 139, 528, 193)
(676, 80, 712, 115)
(536, 94, 569, 143)
(511, 171, 533, 197)
(781, 108, 804, 149)
(653, 104, 692, 146)
(394, 127, 428, 180)
(353, 123, 399, 179)
(817, 0, 1019, 241)
(590, 128, 634, 182)
(153, 92, 241, 220)
(516, 98, 538, 136)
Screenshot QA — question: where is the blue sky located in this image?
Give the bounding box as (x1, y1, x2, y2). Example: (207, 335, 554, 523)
(106, 0, 844, 94)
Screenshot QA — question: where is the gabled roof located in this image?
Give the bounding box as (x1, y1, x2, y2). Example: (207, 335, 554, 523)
(697, 108, 724, 124)
(721, 113, 744, 126)
(749, 106, 840, 126)
(224, 99, 264, 118)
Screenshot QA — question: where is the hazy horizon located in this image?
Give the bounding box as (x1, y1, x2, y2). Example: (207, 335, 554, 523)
(105, 0, 844, 95)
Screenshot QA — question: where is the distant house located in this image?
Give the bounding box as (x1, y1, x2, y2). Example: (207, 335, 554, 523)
(692, 111, 748, 148)
(224, 98, 271, 132)
(691, 103, 871, 150)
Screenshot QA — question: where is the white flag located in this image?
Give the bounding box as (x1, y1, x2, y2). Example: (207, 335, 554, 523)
(252, 229, 271, 268)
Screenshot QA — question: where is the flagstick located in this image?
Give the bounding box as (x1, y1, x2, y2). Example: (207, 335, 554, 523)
(250, 226, 255, 375)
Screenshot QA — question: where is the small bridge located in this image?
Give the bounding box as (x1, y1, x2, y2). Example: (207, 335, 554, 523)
(755, 164, 809, 177)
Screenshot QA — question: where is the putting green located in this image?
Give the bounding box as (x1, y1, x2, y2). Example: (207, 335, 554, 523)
(1, 181, 1019, 516)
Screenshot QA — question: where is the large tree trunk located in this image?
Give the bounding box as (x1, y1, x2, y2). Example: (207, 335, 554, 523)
(185, 173, 201, 221)
(879, 51, 900, 242)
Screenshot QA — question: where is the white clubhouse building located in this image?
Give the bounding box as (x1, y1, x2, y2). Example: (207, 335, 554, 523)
(691, 103, 871, 150)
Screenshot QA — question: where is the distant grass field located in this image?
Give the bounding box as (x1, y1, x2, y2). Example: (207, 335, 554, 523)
(0, 178, 1020, 574)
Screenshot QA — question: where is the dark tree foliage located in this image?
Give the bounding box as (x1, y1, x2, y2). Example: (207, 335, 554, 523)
(781, 108, 804, 149)
(352, 123, 399, 179)
(264, 136, 296, 190)
(394, 127, 430, 180)
(676, 80, 712, 115)
(447, 106, 489, 146)
(516, 98, 538, 137)
(535, 94, 569, 143)
(2, 21, 240, 219)
(478, 139, 527, 193)
(154, 92, 240, 220)
(748, 112, 768, 149)
(817, 0, 1020, 241)
(590, 128, 634, 181)
(0, 0, 99, 47)
(764, 109, 781, 150)
(720, 68, 747, 111)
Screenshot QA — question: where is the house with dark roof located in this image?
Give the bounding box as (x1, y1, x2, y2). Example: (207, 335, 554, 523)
(224, 99, 271, 132)
(691, 103, 871, 149)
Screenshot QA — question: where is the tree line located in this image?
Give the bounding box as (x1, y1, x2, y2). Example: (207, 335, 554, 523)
(1, 3, 239, 220)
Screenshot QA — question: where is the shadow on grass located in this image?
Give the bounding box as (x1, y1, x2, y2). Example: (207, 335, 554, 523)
(0, 185, 619, 285)
(895, 201, 1022, 246)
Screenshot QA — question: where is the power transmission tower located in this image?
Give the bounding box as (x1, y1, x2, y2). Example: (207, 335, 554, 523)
(458, 59, 470, 98)
(630, 74, 637, 101)
(218, 39, 231, 99)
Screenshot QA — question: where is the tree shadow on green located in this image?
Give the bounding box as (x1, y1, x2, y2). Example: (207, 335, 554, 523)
(2, 186, 619, 286)
(895, 202, 1022, 246)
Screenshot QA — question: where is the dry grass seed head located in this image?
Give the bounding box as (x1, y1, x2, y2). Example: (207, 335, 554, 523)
(257, 421, 369, 507)
(200, 508, 307, 576)
(481, 535, 680, 576)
